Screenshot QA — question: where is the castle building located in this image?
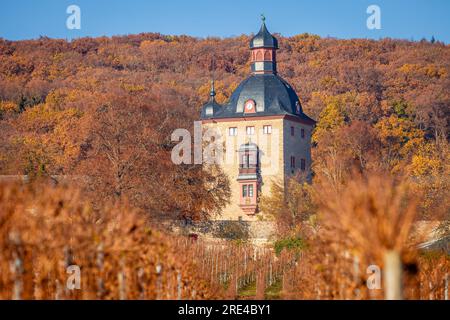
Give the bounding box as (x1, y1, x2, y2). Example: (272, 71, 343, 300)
(200, 19, 315, 221)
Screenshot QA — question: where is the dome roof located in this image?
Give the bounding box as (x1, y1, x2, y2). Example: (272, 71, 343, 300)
(200, 80, 223, 119)
(200, 19, 315, 125)
(202, 74, 314, 123)
(200, 99, 222, 119)
(228, 74, 299, 115)
(249, 22, 278, 49)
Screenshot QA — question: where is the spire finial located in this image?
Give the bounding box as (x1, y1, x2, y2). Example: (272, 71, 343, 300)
(209, 79, 216, 101)
(261, 14, 265, 23)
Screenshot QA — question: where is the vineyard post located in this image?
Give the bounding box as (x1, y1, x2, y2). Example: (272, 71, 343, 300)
(177, 271, 182, 300)
(55, 279, 62, 300)
(96, 243, 105, 299)
(269, 259, 273, 286)
(156, 263, 162, 300)
(353, 254, 360, 299)
(429, 280, 434, 300)
(33, 271, 42, 300)
(383, 250, 403, 300)
(243, 249, 247, 286)
(118, 258, 126, 300)
(11, 254, 23, 300)
(443, 274, 448, 300)
(9, 232, 23, 300)
(137, 267, 145, 299)
(220, 248, 225, 284)
(201, 245, 205, 274)
(215, 248, 219, 284)
(210, 246, 215, 283)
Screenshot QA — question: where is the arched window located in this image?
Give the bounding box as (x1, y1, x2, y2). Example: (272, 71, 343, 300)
(256, 50, 263, 61)
(264, 50, 271, 61)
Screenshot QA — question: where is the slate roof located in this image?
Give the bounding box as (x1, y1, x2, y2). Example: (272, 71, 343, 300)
(200, 99, 222, 119)
(200, 20, 315, 124)
(249, 22, 279, 49)
(200, 74, 315, 123)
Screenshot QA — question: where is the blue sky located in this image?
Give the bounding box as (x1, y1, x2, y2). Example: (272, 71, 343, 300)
(1, 0, 449, 43)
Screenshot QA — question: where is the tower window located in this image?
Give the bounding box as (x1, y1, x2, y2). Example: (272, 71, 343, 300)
(242, 184, 254, 198)
(290, 156, 296, 168)
(301, 128, 305, 138)
(246, 126, 255, 135)
(228, 127, 237, 136)
(263, 125, 272, 134)
(301, 159, 306, 171)
(256, 51, 263, 61)
(241, 153, 257, 168)
(290, 126, 295, 136)
(248, 184, 254, 197)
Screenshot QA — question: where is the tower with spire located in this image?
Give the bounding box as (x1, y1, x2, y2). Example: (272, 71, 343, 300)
(249, 14, 278, 74)
(200, 18, 315, 220)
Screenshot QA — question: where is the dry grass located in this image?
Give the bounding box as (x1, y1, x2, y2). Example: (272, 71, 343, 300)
(279, 174, 449, 299)
(0, 177, 447, 300)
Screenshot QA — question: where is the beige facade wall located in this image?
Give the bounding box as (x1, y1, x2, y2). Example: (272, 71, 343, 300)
(202, 116, 312, 221)
(283, 119, 313, 180)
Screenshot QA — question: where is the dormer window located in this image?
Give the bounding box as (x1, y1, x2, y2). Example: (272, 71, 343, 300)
(295, 101, 301, 113)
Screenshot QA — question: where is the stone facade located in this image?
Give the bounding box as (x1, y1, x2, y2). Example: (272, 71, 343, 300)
(200, 20, 315, 224)
(202, 115, 312, 221)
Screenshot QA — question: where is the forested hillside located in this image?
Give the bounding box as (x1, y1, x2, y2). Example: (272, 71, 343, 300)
(0, 33, 448, 219)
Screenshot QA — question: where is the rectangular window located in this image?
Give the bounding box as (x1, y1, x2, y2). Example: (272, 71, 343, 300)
(228, 127, 237, 136)
(290, 156, 296, 168)
(241, 155, 247, 168)
(243, 184, 254, 198)
(301, 128, 305, 138)
(246, 126, 255, 135)
(242, 185, 247, 197)
(290, 126, 295, 136)
(301, 159, 306, 171)
(263, 125, 272, 134)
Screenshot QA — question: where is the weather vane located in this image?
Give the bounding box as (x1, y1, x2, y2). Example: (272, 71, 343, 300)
(261, 14, 265, 22)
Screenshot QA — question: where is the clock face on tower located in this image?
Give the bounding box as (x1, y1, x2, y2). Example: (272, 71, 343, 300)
(244, 99, 256, 113)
